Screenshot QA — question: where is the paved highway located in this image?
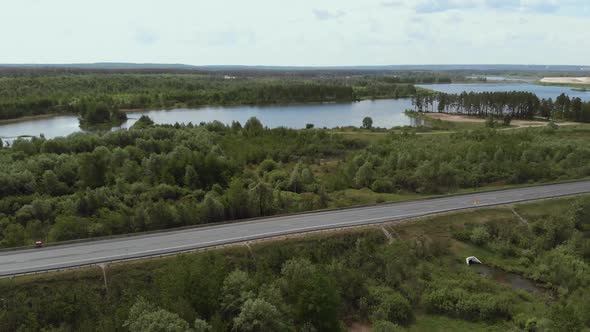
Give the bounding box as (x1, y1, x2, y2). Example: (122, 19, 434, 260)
(1, 181, 589, 276)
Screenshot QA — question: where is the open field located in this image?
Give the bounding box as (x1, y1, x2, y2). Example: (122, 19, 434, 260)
(424, 112, 579, 128)
(540, 77, 590, 85)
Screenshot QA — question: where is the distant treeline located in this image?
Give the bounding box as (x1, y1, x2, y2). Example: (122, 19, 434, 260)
(539, 93, 590, 122)
(0, 65, 468, 79)
(412, 91, 590, 122)
(0, 75, 426, 121)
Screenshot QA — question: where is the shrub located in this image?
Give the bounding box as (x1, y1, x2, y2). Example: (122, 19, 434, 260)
(470, 226, 490, 245)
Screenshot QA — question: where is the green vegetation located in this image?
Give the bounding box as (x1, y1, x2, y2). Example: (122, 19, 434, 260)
(412, 91, 590, 123)
(2, 120, 590, 247)
(404, 110, 486, 131)
(2, 196, 589, 331)
(78, 102, 127, 127)
(412, 92, 540, 119)
(539, 93, 590, 122)
(0, 74, 426, 121)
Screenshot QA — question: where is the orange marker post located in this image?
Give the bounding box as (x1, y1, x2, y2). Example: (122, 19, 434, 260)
(473, 196, 478, 205)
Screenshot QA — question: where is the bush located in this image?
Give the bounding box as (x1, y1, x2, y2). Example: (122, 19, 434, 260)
(470, 226, 490, 245)
(368, 287, 413, 325)
(371, 179, 396, 193)
(423, 287, 513, 321)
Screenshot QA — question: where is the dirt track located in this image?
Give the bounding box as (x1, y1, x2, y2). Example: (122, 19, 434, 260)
(426, 113, 578, 128)
(540, 77, 590, 85)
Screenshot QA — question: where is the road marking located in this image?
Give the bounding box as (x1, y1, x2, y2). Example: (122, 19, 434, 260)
(1, 212, 425, 274)
(1, 181, 589, 276)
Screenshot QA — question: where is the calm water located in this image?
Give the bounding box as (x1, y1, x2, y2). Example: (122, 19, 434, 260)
(472, 264, 543, 294)
(0, 99, 416, 143)
(418, 83, 590, 101)
(1, 82, 589, 143)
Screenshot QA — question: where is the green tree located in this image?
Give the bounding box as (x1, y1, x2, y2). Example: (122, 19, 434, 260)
(362, 116, 374, 129)
(200, 193, 225, 223)
(485, 115, 496, 128)
(221, 270, 256, 318)
(287, 163, 304, 193)
(2, 223, 25, 247)
(184, 166, 200, 190)
(249, 182, 274, 216)
(124, 297, 190, 332)
(368, 287, 413, 325)
(244, 117, 264, 137)
(572, 197, 590, 232)
(355, 161, 374, 188)
(280, 259, 341, 331)
(131, 115, 155, 129)
(48, 216, 88, 242)
(233, 298, 289, 332)
(79, 147, 111, 188)
(470, 226, 490, 245)
(225, 179, 253, 220)
(40, 170, 67, 196)
(194, 318, 212, 332)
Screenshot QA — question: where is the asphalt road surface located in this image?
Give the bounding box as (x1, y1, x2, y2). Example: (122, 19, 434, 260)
(1, 181, 589, 277)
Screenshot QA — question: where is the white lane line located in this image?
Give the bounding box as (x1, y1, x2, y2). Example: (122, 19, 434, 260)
(2, 183, 589, 275)
(1, 212, 424, 273)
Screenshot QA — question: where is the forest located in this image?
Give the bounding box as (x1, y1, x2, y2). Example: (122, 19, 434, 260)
(0, 74, 421, 121)
(1, 195, 589, 331)
(1, 119, 590, 247)
(411, 91, 590, 122)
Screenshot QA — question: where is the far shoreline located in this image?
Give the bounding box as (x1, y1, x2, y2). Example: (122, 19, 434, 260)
(0, 113, 64, 125)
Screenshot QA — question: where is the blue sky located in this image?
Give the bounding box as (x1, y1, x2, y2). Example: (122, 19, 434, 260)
(1, 0, 588, 65)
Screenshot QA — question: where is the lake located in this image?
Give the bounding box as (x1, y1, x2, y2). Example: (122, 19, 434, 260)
(0, 99, 416, 144)
(1, 82, 589, 144)
(419, 83, 590, 101)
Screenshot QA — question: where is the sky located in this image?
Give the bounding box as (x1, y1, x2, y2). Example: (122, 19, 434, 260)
(1, 0, 588, 66)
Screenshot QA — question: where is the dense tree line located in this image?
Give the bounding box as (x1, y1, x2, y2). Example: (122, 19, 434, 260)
(0, 65, 467, 80)
(0, 75, 425, 120)
(539, 93, 590, 122)
(327, 127, 590, 194)
(412, 91, 541, 119)
(77, 101, 128, 126)
(0, 118, 359, 246)
(2, 196, 589, 331)
(1, 119, 590, 247)
(412, 91, 590, 123)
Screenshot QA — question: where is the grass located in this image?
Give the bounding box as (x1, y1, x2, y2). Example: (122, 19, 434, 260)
(513, 195, 580, 221)
(331, 116, 590, 143)
(329, 188, 424, 207)
(331, 129, 389, 144)
(390, 194, 590, 276)
(404, 110, 488, 131)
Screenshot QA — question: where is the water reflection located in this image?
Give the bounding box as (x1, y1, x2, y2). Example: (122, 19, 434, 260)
(472, 264, 543, 294)
(1, 99, 416, 143)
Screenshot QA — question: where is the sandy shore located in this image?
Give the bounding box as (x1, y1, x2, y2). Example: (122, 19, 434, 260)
(425, 113, 578, 128)
(0, 109, 142, 125)
(540, 77, 590, 85)
(0, 113, 62, 125)
(119, 108, 147, 113)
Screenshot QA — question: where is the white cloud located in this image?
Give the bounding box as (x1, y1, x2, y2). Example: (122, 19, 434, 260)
(312, 9, 346, 20)
(0, 0, 587, 65)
